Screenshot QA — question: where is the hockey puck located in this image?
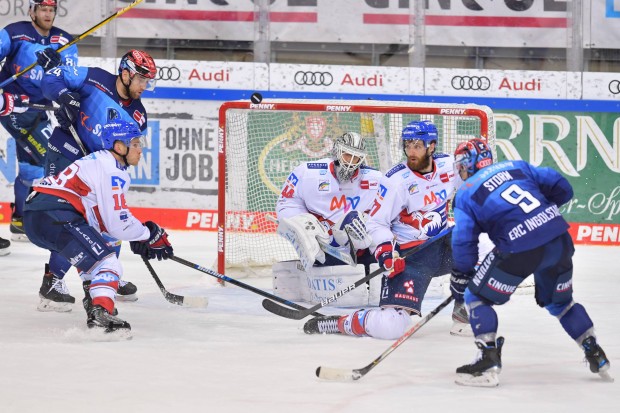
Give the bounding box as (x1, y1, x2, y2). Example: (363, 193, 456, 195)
(250, 92, 263, 104)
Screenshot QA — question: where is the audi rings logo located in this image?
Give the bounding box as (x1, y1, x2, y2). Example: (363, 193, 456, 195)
(294, 71, 333, 86)
(609, 80, 620, 95)
(156, 66, 181, 81)
(451, 76, 491, 91)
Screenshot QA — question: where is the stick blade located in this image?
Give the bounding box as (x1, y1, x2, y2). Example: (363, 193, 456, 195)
(181, 296, 209, 308)
(316, 366, 362, 381)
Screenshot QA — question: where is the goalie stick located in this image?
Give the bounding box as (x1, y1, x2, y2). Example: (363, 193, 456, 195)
(262, 226, 454, 320)
(169, 255, 326, 317)
(316, 296, 454, 381)
(142, 257, 209, 308)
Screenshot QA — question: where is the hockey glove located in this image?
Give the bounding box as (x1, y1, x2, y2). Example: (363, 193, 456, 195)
(36, 47, 62, 71)
(0, 92, 30, 116)
(54, 92, 81, 131)
(130, 221, 174, 261)
(332, 211, 372, 251)
(450, 269, 474, 302)
(375, 241, 405, 279)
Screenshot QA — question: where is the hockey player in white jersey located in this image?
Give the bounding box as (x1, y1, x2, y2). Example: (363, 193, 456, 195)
(23, 120, 173, 336)
(274, 132, 383, 307)
(303, 120, 468, 339)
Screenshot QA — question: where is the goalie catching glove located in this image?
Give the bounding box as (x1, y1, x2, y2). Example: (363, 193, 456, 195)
(375, 241, 405, 278)
(130, 221, 173, 261)
(331, 210, 372, 251)
(277, 213, 330, 271)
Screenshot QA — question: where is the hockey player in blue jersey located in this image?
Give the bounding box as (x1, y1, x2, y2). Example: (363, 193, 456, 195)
(33, 49, 157, 312)
(0, 0, 78, 243)
(450, 138, 611, 387)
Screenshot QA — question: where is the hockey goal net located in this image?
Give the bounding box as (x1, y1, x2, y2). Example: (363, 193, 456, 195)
(218, 99, 495, 276)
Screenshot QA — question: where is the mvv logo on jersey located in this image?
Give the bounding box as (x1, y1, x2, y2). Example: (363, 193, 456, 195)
(330, 195, 360, 212)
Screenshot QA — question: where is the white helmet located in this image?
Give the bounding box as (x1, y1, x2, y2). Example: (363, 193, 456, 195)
(332, 132, 367, 181)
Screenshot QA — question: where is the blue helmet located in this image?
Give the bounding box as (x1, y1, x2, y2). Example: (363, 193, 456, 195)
(454, 138, 493, 176)
(102, 120, 142, 150)
(401, 120, 438, 148)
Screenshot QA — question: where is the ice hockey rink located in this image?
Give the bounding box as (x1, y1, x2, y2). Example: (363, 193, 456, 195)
(0, 228, 617, 413)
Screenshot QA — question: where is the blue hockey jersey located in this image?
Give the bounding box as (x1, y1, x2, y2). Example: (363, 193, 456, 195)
(42, 65, 148, 153)
(0, 21, 78, 103)
(452, 160, 573, 273)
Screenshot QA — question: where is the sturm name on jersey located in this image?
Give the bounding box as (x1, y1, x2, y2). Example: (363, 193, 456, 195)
(483, 170, 514, 192)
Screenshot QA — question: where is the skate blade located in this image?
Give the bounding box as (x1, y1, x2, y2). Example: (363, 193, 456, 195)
(10, 233, 30, 242)
(450, 321, 473, 337)
(598, 370, 614, 382)
(455, 372, 499, 387)
(117, 294, 138, 302)
(0, 248, 10, 257)
(37, 299, 73, 313)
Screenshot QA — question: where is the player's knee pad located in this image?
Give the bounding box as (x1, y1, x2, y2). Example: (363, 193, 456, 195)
(464, 289, 498, 337)
(272, 260, 380, 307)
(362, 307, 411, 340)
(547, 301, 594, 342)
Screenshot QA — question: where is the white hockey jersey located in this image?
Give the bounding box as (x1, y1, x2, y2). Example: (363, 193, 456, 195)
(32, 150, 150, 242)
(366, 153, 456, 251)
(276, 158, 382, 228)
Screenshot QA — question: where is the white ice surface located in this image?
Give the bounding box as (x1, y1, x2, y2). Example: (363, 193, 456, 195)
(0, 228, 617, 413)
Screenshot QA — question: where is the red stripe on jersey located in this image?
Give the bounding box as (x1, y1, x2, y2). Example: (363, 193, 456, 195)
(93, 205, 109, 234)
(34, 187, 86, 217)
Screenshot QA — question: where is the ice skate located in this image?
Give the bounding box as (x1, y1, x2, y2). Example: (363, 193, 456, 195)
(582, 336, 613, 381)
(304, 315, 343, 335)
(450, 300, 473, 337)
(37, 265, 75, 312)
(455, 337, 504, 387)
(10, 203, 29, 242)
(82, 281, 118, 316)
(0, 236, 10, 256)
(87, 305, 131, 338)
(117, 279, 138, 302)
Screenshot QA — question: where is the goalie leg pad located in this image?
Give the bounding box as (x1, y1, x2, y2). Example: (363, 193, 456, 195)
(272, 261, 373, 307)
(277, 214, 329, 271)
(272, 260, 310, 302)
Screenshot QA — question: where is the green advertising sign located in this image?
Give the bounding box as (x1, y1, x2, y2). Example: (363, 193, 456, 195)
(495, 110, 620, 224)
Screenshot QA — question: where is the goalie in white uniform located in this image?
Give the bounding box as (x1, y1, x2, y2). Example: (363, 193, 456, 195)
(303, 120, 472, 340)
(274, 132, 383, 308)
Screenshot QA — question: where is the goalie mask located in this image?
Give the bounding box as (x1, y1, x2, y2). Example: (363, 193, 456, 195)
(332, 132, 367, 182)
(454, 138, 493, 178)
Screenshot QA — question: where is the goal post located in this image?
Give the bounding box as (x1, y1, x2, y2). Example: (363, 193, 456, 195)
(218, 99, 495, 275)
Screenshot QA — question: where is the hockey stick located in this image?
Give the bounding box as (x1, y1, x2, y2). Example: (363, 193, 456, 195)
(316, 296, 454, 381)
(142, 257, 209, 308)
(169, 255, 326, 317)
(26, 102, 56, 111)
(0, 0, 146, 89)
(262, 226, 454, 320)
